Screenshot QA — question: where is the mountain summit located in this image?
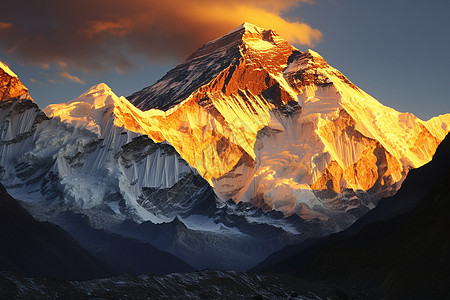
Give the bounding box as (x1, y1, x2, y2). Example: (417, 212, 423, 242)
(129, 22, 297, 111)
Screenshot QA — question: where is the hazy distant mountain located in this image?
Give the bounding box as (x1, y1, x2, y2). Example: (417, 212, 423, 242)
(254, 132, 450, 299)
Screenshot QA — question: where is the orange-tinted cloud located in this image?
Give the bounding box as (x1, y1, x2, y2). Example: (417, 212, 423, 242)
(57, 71, 85, 84)
(53, 61, 85, 84)
(0, 0, 321, 73)
(0, 22, 12, 30)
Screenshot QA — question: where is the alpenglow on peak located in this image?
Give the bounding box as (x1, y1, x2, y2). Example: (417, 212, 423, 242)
(126, 23, 450, 222)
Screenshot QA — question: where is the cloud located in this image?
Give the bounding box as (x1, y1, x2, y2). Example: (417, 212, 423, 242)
(0, 0, 321, 73)
(57, 71, 85, 84)
(0, 22, 12, 30)
(29, 78, 44, 85)
(52, 61, 85, 84)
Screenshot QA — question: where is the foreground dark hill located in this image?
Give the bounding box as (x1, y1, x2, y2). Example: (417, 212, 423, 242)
(0, 182, 194, 279)
(255, 133, 450, 299)
(0, 269, 359, 299)
(0, 183, 112, 280)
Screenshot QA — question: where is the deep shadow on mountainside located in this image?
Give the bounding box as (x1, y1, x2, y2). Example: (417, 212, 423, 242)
(0, 182, 112, 280)
(54, 211, 195, 275)
(254, 133, 450, 299)
(0, 182, 194, 280)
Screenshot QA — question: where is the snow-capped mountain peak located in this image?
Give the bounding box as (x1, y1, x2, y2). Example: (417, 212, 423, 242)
(225, 22, 284, 46)
(83, 83, 114, 99)
(43, 83, 120, 136)
(304, 49, 323, 59)
(49, 82, 115, 109)
(241, 23, 287, 47)
(126, 23, 450, 221)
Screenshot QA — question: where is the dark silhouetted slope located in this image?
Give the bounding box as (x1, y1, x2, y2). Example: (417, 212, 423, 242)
(56, 211, 195, 274)
(0, 183, 112, 279)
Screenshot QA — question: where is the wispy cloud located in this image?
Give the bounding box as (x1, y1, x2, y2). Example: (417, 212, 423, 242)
(56, 71, 85, 84)
(52, 61, 85, 84)
(29, 78, 44, 85)
(0, 0, 321, 73)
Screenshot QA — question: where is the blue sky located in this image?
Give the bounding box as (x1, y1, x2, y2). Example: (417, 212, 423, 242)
(1, 0, 449, 120)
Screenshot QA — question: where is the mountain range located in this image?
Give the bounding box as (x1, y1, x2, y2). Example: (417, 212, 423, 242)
(0, 22, 449, 283)
(1, 132, 449, 298)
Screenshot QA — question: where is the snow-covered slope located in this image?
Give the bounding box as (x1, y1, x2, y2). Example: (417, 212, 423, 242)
(1, 82, 199, 225)
(40, 82, 320, 269)
(127, 23, 450, 224)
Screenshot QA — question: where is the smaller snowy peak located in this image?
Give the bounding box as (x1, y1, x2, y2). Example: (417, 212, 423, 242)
(0, 60, 18, 78)
(85, 82, 112, 94)
(44, 83, 121, 135)
(79, 83, 116, 106)
(72, 83, 116, 109)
